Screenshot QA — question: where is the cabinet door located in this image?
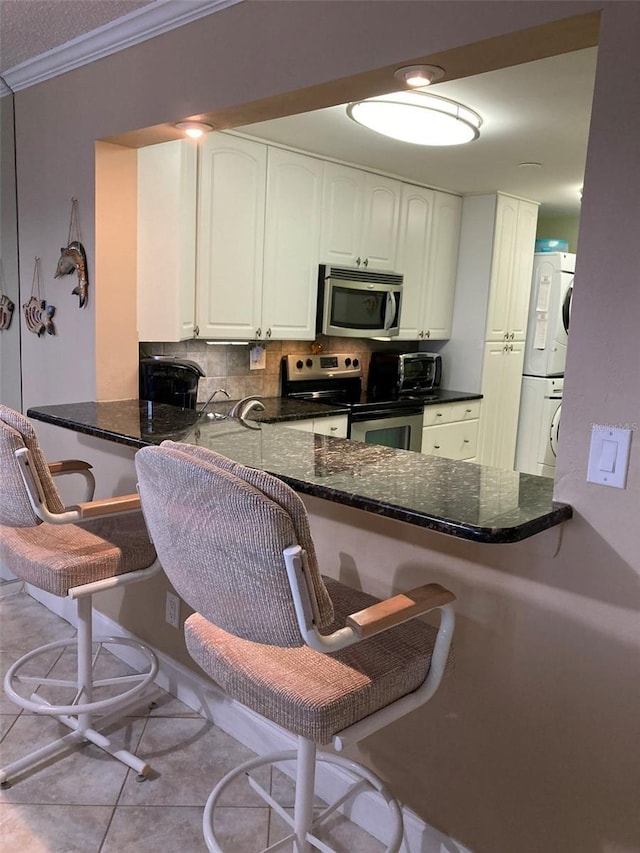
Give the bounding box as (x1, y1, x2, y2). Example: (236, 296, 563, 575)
(137, 139, 197, 342)
(485, 194, 518, 341)
(196, 134, 266, 339)
(395, 184, 434, 339)
(476, 341, 525, 469)
(320, 163, 364, 266)
(262, 148, 323, 340)
(423, 191, 462, 339)
(509, 200, 538, 340)
(360, 173, 401, 271)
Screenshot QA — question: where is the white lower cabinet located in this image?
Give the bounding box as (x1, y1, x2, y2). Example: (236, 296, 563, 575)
(421, 400, 480, 460)
(281, 415, 348, 438)
(475, 341, 525, 469)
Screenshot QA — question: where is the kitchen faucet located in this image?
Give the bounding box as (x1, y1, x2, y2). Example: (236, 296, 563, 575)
(197, 387, 230, 419)
(228, 395, 265, 429)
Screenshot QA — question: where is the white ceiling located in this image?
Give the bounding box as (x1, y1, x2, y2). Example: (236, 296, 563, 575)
(0, 1, 597, 217)
(236, 48, 597, 218)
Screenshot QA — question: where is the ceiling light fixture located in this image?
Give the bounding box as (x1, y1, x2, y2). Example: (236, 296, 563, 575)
(174, 121, 213, 139)
(347, 91, 482, 146)
(393, 64, 445, 87)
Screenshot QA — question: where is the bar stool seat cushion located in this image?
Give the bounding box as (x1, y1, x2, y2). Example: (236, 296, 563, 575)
(185, 577, 440, 744)
(0, 517, 157, 596)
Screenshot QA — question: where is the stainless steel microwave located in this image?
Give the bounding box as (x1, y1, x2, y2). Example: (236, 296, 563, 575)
(316, 265, 403, 338)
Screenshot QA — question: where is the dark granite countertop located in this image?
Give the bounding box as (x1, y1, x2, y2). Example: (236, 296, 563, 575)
(27, 399, 571, 544)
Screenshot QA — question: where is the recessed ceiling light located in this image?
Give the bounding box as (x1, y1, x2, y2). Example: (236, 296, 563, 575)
(347, 91, 481, 146)
(174, 121, 213, 139)
(393, 65, 445, 87)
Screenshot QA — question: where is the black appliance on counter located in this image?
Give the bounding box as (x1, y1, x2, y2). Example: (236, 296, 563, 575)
(139, 357, 205, 410)
(367, 351, 442, 401)
(281, 353, 426, 452)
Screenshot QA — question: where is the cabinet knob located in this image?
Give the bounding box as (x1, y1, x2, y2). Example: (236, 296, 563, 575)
(425, 330, 431, 338)
(504, 332, 509, 341)
(435, 412, 443, 417)
(508, 343, 513, 351)
(356, 257, 361, 266)
(463, 439, 470, 443)
(434, 445, 441, 450)
(363, 257, 368, 267)
(256, 328, 262, 338)
(466, 408, 472, 413)
(418, 331, 424, 338)
(330, 426, 337, 432)
(510, 332, 515, 340)
(266, 328, 272, 338)
(503, 344, 508, 352)
(194, 325, 200, 337)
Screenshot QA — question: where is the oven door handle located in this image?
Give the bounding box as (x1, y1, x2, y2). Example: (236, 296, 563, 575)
(350, 406, 423, 421)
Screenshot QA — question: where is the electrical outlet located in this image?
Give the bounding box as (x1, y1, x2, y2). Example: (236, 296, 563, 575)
(165, 591, 180, 628)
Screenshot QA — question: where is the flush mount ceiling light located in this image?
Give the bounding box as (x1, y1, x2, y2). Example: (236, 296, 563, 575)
(347, 91, 482, 146)
(174, 121, 213, 139)
(393, 64, 445, 87)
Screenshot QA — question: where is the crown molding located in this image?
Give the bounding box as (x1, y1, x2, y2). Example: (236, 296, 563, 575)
(2, 0, 245, 93)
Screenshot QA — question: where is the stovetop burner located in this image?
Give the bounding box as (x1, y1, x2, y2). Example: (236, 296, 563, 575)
(280, 353, 428, 416)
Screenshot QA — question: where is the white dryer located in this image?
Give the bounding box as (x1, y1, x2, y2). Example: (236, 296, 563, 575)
(515, 376, 563, 477)
(523, 252, 575, 377)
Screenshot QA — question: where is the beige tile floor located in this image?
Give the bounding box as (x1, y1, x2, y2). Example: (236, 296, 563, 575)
(0, 585, 385, 852)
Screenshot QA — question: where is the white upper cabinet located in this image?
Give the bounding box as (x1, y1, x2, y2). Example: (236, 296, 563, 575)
(196, 135, 322, 341)
(137, 139, 198, 342)
(320, 163, 401, 271)
(485, 194, 539, 342)
(262, 147, 323, 340)
(196, 133, 266, 340)
(395, 186, 461, 340)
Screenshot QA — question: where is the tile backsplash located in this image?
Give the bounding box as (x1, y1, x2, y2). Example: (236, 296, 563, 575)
(140, 337, 415, 402)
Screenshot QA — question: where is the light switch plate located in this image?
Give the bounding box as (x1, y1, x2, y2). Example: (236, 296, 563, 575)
(587, 425, 632, 488)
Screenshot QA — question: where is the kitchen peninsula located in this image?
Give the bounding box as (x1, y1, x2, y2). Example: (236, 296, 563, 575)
(28, 399, 571, 544)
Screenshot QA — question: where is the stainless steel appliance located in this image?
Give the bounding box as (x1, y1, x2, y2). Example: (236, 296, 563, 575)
(281, 353, 423, 452)
(139, 356, 205, 409)
(367, 351, 442, 401)
(316, 265, 402, 338)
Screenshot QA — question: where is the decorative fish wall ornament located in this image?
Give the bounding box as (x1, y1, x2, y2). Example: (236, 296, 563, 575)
(54, 240, 88, 308)
(0, 294, 15, 331)
(55, 197, 89, 308)
(24, 258, 56, 336)
(0, 261, 15, 331)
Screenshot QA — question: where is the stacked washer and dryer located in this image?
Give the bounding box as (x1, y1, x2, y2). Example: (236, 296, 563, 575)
(515, 252, 575, 477)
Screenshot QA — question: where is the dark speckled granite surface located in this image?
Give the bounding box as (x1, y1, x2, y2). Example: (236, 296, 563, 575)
(27, 399, 571, 544)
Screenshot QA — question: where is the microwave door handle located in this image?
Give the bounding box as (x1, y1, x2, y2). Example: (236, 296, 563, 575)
(383, 292, 395, 330)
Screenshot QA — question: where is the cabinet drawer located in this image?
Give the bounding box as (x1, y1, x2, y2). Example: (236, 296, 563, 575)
(312, 415, 348, 438)
(422, 399, 481, 426)
(282, 418, 314, 432)
(422, 420, 479, 460)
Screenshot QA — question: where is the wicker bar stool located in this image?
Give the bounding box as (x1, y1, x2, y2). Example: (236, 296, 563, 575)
(0, 405, 161, 787)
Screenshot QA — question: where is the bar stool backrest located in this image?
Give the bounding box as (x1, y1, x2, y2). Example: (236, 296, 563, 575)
(135, 443, 335, 647)
(0, 405, 65, 527)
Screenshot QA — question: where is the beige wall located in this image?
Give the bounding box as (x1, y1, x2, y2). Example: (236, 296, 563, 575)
(9, 2, 640, 851)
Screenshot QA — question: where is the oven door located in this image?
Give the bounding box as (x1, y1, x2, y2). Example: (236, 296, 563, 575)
(349, 408, 423, 452)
